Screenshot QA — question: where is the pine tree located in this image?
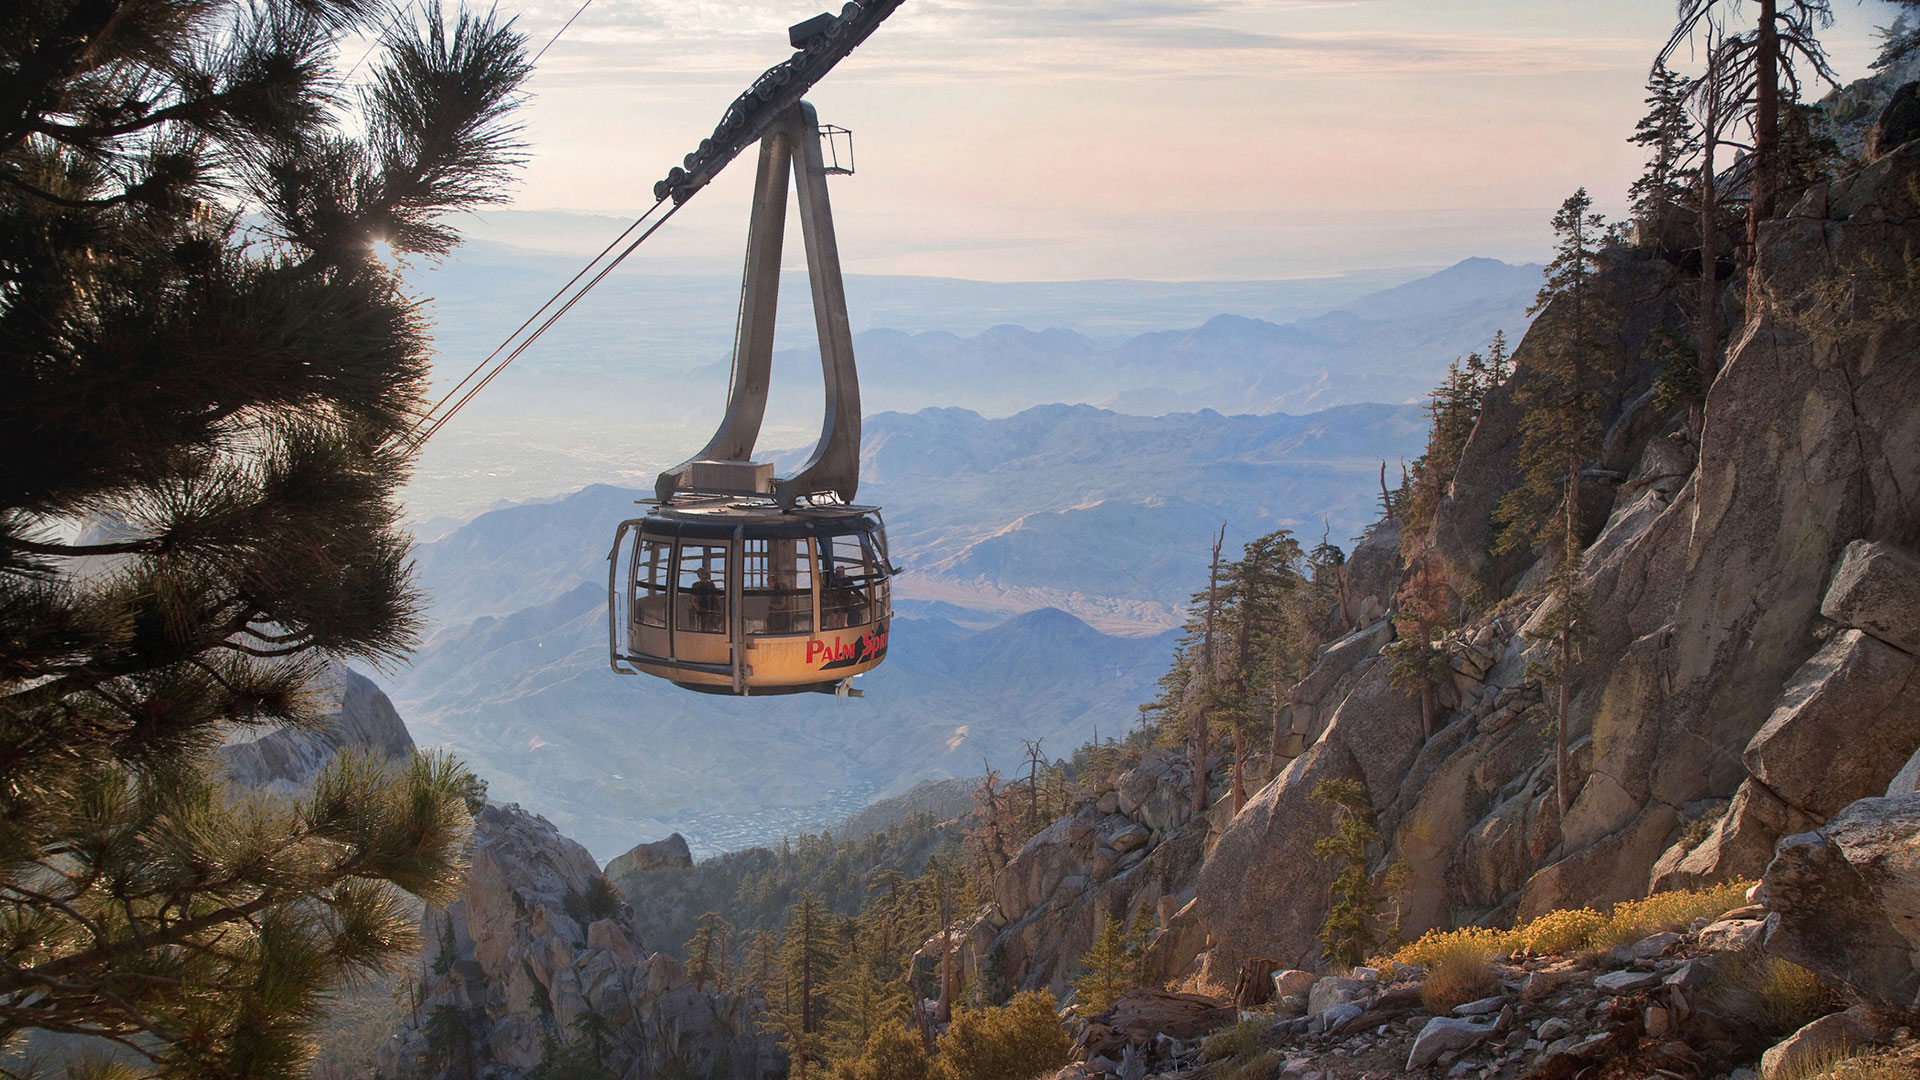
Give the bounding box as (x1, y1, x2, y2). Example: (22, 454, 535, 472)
(1190, 524, 1226, 814)
(1484, 330, 1513, 385)
(1386, 556, 1455, 742)
(1495, 188, 1609, 820)
(824, 924, 908, 1065)
(1220, 529, 1303, 808)
(1629, 59, 1701, 238)
(686, 911, 734, 991)
(1309, 779, 1396, 970)
(769, 894, 838, 1080)
(0, 0, 527, 1073)
(1067, 908, 1150, 1016)
(745, 930, 782, 995)
(1874, 1, 1920, 70)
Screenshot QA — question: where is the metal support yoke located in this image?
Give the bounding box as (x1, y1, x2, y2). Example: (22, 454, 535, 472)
(655, 101, 862, 508)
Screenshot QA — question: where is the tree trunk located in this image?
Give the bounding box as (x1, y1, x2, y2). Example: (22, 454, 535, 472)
(1419, 678, 1436, 742)
(1270, 684, 1288, 770)
(1556, 622, 1574, 819)
(937, 878, 953, 1024)
(1231, 726, 1246, 812)
(1696, 91, 1721, 440)
(1749, 0, 1780, 269)
(1559, 307, 1586, 819)
(1193, 526, 1225, 815)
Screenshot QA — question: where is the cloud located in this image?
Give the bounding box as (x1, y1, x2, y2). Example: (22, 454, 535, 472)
(509, 0, 1653, 94)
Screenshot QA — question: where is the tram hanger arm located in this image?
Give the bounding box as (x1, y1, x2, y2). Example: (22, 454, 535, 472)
(653, 0, 905, 205)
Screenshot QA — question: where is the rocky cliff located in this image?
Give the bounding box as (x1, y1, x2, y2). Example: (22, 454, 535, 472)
(1176, 136, 1920, 983)
(377, 803, 780, 1080)
(218, 663, 416, 792)
(945, 122, 1920, 1028)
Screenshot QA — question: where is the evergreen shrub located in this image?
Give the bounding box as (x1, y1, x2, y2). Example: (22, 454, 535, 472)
(932, 991, 1071, 1080)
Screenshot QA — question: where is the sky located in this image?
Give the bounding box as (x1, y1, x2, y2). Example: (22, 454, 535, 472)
(372, 0, 1906, 280)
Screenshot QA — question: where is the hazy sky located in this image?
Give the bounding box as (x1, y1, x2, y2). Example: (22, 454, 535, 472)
(394, 0, 1904, 280)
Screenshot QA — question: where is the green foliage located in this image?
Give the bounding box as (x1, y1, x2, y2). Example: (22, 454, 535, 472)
(617, 810, 962, 977)
(562, 875, 623, 928)
(1649, 325, 1704, 417)
(1495, 189, 1608, 559)
(1068, 907, 1152, 1016)
(825, 924, 912, 1065)
(433, 916, 459, 977)
(1310, 779, 1402, 969)
(685, 911, 734, 992)
(744, 930, 782, 995)
(1875, 2, 1920, 70)
(0, 0, 529, 1074)
(1401, 335, 1506, 542)
(932, 991, 1071, 1080)
(769, 893, 840, 1079)
(1629, 60, 1700, 230)
(829, 1023, 931, 1080)
(529, 1016, 618, 1080)
(583, 876, 622, 922)
(1140, 527, 1313, 771)
(965, 944, 1011, 1011)
(423, 1004, 485, 1079)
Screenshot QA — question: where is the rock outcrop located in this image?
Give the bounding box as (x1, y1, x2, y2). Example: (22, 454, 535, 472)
(378, 804, 778, 1080)
(959, 747, 1215, 995)
(606, 833, 694, 878)
(1138, 139, 1920, 979)
(1759, 793, 1920, 1008)
(1049, 909, 1876, 1080)
(218, 664, 415, 792)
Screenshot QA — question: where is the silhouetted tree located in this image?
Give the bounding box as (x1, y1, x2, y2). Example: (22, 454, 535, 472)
(1630, 59, 1701, 236)
(1662, 0, 1837, 257)
(0, 0, 527, 1071)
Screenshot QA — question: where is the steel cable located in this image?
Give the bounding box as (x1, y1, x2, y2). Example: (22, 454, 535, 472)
(403, 196, 687, 450)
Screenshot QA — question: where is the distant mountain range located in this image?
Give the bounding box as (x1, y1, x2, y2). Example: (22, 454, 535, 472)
(389, 241, 1537, 858)
(394, 399, 1429, 859)
(400, 251, 1537, 520)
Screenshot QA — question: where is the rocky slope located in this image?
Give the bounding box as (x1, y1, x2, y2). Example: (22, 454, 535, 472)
(1162, 136, 1920, 984)
(217, 664, 416, 792)
(932, 95, 1920, 1080)
(376, 804, 779, 1080)
(1062, 891, 1920, 1080)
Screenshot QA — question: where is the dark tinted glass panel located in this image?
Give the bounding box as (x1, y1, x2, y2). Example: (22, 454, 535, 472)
(675, 544, 728, 633)
(635, 538, 671, 629)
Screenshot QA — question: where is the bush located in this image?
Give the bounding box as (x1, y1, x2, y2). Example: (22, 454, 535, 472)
(1388, 926, 1513, 969)
(1512, 907, 1605, 955)
(831, 1023, 931, 1080)
(1420, 953, 1502, 1014)
(1785, 1048, 1919, 1080)
(933, 991, 1072, 1080)
(1756, 957, 1830, 1035)
(1585, 880, 1753, 952)
(1389, 882, 1756, 969)
(1200, 1019, 1266, 1063)
(1699, 949, 1834, 1040)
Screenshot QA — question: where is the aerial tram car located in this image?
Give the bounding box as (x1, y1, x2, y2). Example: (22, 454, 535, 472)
(606, 6, 901, 696)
